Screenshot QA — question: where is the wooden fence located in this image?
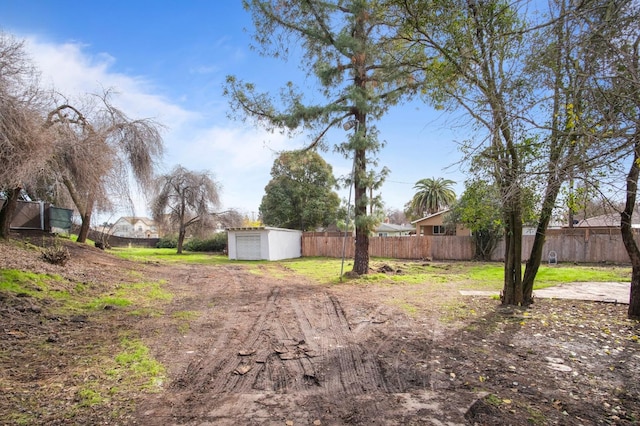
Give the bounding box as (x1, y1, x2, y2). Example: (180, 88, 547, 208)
(302, 234, 472, 260)
(302, 229, 640, 264)
(87, 230, 159, 248)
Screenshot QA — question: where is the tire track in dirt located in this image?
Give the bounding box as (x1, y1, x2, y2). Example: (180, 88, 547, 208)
(170, 266, 280, 395)
(138, 265, 463, 425)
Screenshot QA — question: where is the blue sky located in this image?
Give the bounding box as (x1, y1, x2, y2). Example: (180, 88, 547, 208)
(0, 1, 468, 221)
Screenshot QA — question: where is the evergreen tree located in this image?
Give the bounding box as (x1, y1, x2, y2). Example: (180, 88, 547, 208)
(224, 0, 419, 275)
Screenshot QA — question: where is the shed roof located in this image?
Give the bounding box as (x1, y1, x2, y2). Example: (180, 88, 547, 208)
(226, 226, 301, 233)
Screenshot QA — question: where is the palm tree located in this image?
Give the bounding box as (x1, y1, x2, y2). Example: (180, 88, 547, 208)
(410, 177, 456, 218)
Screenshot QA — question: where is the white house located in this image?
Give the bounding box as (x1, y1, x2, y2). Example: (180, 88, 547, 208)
(111, 217, 159, 238)
(227, 227, 302, 261)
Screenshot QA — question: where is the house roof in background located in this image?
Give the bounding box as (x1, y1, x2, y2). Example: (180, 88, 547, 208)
(573, 213, 640, 228)
(410, 209, 450, 225)
(375, 223, 414, 233)
(117, 216, 156, 226)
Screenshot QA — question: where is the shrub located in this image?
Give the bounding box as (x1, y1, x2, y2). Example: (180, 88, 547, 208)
(184, 233, 227, 252)
(156, 237, 177, 249)
(41, 242, 71, 266)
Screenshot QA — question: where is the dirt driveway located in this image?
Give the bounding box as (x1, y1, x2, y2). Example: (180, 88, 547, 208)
(134, 263, 471, 425)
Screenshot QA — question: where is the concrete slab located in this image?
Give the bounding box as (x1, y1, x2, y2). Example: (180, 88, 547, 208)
(460, 282, 631, 304)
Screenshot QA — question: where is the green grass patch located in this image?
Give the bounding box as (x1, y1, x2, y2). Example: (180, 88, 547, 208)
(5, 412, 34, 425)
(77, 387, 103, 407)
(109, 337, 165, 390)
(172, 310, 200, 321)
(439, 301, 482, 324)
(388, 299, 419, 317)
(67, 337, 165, 414)
(534, 265, 630, 286)
(280, 257, 345, 283)
(172, 310, 201, 334)
(461, 263, 630, 290)
(280, 257, 632, 289)
(85, 281, 171, 311)
(129, 307, 164, 317)
(125, 281, 172, 301)
(0, 269, 64, 296)
(0, 269, 77, 309)
(85, 296, 132, 310)
(110, 247, 230, 264)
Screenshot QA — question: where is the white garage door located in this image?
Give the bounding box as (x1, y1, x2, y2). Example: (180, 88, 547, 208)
(236, 234, 262, 260)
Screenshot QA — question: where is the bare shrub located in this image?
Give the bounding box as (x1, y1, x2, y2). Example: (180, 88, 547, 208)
(41, 242, 70, 266)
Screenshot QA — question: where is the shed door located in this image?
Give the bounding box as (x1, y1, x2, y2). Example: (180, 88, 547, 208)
(236, 234, 262, 260)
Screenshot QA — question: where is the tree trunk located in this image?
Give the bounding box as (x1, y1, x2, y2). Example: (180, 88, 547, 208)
(621, 133, 640, 319)
(351, 10, 369, 276)
(177, 224, 187, 254)
(502, 199, 523, 305)
(76, 210, 92, 243)
(76, 192, 95, 243)
(0, 187, 21, 239)
(474, 230, 499, 260)
(522, 178, 563, 304)
(61, 176, 93, 243)
(352, 148, 369, 275)
(629, 267, 640, 320)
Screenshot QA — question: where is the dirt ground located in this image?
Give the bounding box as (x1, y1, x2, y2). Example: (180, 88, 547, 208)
(1, 235, 640, 425)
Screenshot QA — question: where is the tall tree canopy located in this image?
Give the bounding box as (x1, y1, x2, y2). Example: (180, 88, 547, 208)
(224, 0, 419, 275)
(260, 150, 340, 231)
(577, 0, 640, 318)
(44, 92, 164, 243)
(394, 0, 615, 305)
(0, 33, 52, 238)
(151, 165, 222, 254)
(408, 177, 456, 219)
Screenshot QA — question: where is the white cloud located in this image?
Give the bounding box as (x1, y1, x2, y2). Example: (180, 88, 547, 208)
(167, 126, 306, 212)
(15, 33, 425, 217)
(24, 36, 195, 131)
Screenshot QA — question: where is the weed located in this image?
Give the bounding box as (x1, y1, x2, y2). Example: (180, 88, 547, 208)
(389, 299, 419, 317)
(172, 310, 199, 321)
(525, 405, 547, 425)
(6, 412, 34, 425)
(77, 387, 103, 407)
(439, 302, 479, 323)
(172, 310, 200, 334)
(485, 393, 503, 406)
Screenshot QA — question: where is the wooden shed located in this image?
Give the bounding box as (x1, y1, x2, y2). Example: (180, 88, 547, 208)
(227, 227, 302, 261)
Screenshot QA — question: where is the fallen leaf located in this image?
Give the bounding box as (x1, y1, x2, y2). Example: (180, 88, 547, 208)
(233, 365, 252, 375)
